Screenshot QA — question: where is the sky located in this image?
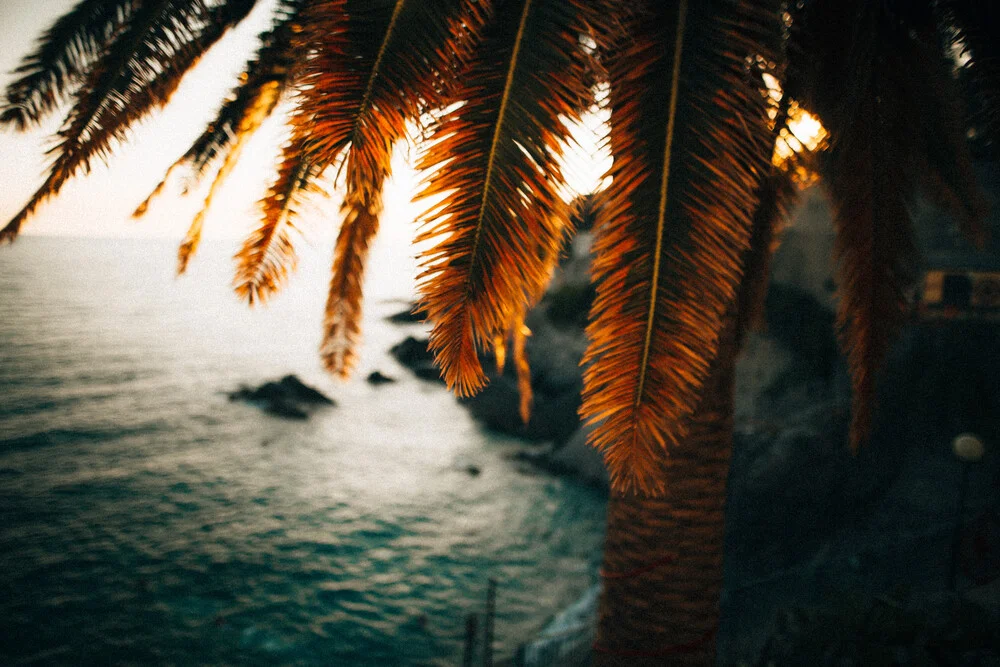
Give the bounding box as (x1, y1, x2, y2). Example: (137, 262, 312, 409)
(0, 0, 302, 240)
(0, 1, 610, 244)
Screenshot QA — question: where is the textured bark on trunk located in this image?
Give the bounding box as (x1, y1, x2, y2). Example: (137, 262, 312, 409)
(593, 327, 737, 666)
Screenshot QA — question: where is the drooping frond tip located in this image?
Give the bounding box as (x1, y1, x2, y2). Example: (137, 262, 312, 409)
(234, 139, 321, 306)
(320, 196, 381, 377)
(798, 0, 986, 450)
(292, 0, 492, 380)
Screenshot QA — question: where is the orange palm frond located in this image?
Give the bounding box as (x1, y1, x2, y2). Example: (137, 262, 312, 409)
(799, 0, 987, 449)
(177, 80, 284, 275)
(0, 0, 140, 129)
(580, 0, 781, 494)
(234, 137, 323, 304)
(415, 0, 598, 397)
(0, 0, 258, 243)
(512, 317, 533, 424)
(135, 0, 306, 220)
(320, 194, 381, 377)
(291, 0, 490, 377)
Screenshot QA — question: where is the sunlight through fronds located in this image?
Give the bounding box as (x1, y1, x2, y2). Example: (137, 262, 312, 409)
(178, 81, 284, 275)
(135, 0, 307, 221)
(771, 104, 827, 168)
(287, 0, 491, 378)
(415, 0, 601, 397)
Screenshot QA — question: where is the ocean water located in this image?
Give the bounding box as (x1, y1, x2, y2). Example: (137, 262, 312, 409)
(0, 236, 606, 666)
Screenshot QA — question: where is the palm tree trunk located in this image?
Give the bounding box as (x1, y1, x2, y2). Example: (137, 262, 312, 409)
(593, 323, 737, 666)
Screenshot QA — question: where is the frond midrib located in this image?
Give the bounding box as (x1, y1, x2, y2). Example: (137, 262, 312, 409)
(348, 0, 407, 163)
(634, 0, 687, 409)
(464, 0, 535, 303)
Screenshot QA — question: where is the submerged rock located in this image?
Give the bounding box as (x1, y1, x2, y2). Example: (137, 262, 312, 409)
(229, 375, 334, 419)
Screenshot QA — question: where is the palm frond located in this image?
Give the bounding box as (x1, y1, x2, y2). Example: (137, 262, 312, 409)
(177, 84, 280, 275)
(579, 0, 780, 494)
(290, 0, 490, 377)
(0, 0, 258, 243)
(799, 0, 987, 449)
(735, 98, 800, 340)
(0, 0, 140, 129)
(320, 194, 381, 377)
(135, 0, 306, 219)
(234, 137, 323, 305)
(512, 316, 533, 424)
(735, 169, 797, 340)
(939, 0, 1000, 150)
(415, 0, 598, 396)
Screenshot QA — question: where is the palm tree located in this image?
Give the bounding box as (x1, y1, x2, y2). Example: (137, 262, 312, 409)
(2, 0, 993, 663)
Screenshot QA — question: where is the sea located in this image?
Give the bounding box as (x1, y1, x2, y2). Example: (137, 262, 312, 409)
(0, 235, 607, 666)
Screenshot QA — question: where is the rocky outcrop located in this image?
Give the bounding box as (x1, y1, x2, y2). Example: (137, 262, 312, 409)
(387, 230, 593, 447)
(228, 375, 334, 419)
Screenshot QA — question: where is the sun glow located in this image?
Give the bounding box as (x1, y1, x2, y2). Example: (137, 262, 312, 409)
(773, 104, 827, 167)
(760, 73, 828, 177)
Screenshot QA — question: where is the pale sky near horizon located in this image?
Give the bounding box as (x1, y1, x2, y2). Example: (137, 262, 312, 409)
(0, 0, 306, 240)
(0, 1, 609, 244)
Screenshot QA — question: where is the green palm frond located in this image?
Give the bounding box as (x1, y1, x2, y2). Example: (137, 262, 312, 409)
(0, 0, 141, 130)
(288, 0, 490, 377)
(415, 0, 599, 396)
(580, 0, 780, 494)
(0, 0, 259, 244)
(798, 0, 986, 449)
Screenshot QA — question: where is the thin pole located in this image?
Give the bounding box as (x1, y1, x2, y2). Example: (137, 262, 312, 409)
(483, 578, 496, 667)
(462, 613, 478, 667)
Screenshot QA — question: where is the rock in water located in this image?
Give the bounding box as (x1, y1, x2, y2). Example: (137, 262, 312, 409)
(263, 398, 309, 420)
(366, 371, 396, 385)
(390, 336, 435, 366)
(390, 337, 443, 384)
(277, 375, 335, 405)
(228, 375, 334, 419)
(385, 304, 428, 324)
